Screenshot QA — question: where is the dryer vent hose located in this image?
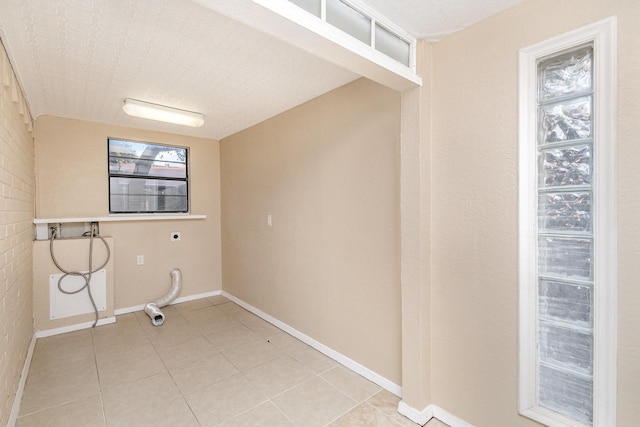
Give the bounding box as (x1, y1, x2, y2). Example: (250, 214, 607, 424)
(144, 268, 182, 326)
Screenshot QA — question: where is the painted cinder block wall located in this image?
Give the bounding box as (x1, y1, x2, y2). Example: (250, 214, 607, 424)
(0, 42, 35, 426)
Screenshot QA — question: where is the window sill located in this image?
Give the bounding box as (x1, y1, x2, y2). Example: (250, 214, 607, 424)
(33, 214, 206, 224)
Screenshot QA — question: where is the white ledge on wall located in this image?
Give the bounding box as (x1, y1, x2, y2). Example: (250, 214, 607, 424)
(33, 214, 207, 224)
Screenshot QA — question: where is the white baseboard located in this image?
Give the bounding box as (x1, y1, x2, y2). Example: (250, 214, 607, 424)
(8, 333, 37, 427)
(221, 291, 403, 397)
(114, 289, 222, 315)
(433, 405, 475, 427)
(398, 400, 434, 425)
(34, 316, 116, 338)
(398, 400, 475, 427)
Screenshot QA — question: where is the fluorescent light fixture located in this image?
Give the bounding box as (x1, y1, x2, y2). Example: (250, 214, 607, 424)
(123, 98, 204, 128)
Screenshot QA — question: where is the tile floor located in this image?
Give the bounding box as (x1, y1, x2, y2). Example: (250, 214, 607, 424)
(16, 296, 448, 427)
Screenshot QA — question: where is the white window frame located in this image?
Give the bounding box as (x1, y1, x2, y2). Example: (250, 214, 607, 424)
(518, 17, 617, 427)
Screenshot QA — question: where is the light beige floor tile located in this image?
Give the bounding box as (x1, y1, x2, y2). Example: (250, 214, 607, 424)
(31, 330, 93, 360)
(156, 335, 220, 370)
(272, 377, 357, 427)
(102, 373, 197, 427)
(219, 401, 294, 427)
(19, 356, 99, 416)
(266, 330, 309, 353)
(367, 390, 418, 427)
(211, 301, 245, 315)
(141, 314, 202, 348)
(208, 295, 230, 305)
(28, 330, 95, 383)
(169, 351, 239, 394)
(205, 323, 262, 351)
(180, 305, 226, 323)
(185, 373, 267, 426)
(222, 339, 283, 371)
(16, 393, 105, 427)
(328, 402, 400, 427)
(243, 317, 284, 339)
(173, 298, 215, 314)
(286, 342, 338, 374)
(425, 418, 450, 426)
(183, 309, 244, 335)
(26, 340, 96, 386)
(91, 320, 150, 356)
(321, 365, 381, 402)
(243, 355, 315, 398)
(231, 309, 261, 325)
(95, 340, 166, 389)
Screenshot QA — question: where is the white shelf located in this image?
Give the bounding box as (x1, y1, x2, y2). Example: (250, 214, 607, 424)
(33, 214, 206, 224)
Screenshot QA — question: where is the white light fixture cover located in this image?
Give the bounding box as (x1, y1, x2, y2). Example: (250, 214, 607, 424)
(123, 98, 204, 127)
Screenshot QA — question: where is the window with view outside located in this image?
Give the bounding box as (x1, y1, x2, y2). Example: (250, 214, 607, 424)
(108, 138, 188, 213)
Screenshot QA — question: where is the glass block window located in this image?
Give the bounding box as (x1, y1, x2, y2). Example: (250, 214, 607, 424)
(535, 45, 594, 425)
(108, 138, 188, 213)
(519, 17, 617, 427)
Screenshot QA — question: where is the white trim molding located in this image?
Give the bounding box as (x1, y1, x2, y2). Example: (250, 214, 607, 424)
(397, 401, 433, 425)
(34, 317, 116, 338)
(398, 401, 475, 427)
(518, 16, 617, 427)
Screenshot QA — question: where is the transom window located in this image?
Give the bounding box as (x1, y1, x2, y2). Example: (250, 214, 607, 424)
(288, 0, 414, 68)
(108, 138, 188, 213)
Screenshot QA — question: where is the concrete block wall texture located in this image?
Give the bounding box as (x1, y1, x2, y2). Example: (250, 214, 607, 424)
(0, 41, 35, 427)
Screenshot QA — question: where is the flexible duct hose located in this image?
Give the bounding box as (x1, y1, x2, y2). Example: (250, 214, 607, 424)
(49, 223, 110, 328)
(144, 268, 182, 326)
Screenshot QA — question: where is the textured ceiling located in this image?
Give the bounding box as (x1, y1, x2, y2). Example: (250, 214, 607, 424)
(0, 0, 525, 140)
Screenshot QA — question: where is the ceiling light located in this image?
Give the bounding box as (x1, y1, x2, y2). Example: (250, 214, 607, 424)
(123, 98, 204, 128)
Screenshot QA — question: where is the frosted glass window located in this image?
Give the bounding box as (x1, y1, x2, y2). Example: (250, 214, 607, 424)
(375, 23, 410, 66)
(326, 0, 371, 44)
(289, 0, 321, 17)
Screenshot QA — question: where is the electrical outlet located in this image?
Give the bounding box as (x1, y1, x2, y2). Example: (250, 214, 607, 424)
(171, 232, 181, 241)
(137, 255, 144, 265)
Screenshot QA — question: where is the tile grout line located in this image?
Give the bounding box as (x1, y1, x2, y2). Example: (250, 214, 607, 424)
(90, 327, 108, 427)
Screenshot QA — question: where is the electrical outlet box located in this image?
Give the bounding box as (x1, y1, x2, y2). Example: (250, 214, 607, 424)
(171, 232, 181, 241)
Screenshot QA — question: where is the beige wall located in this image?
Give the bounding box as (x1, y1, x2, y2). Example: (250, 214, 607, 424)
(428, 0, 640, 425)
(34, 116, 222, 309)
(220, 78, 402, 384)
(0, 42, 35, 426)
